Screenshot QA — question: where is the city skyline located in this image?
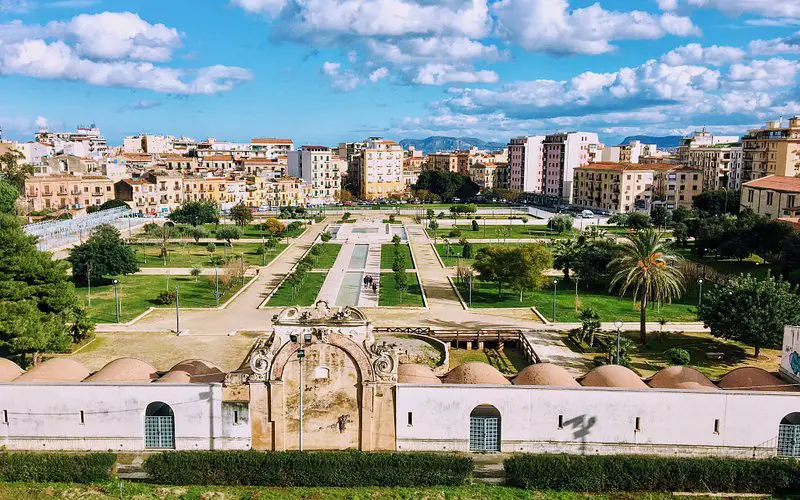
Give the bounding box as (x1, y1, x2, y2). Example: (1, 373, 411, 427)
(1, 0, 799, 145)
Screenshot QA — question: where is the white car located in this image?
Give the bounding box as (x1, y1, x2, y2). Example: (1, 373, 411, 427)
(581, 210, 595, 218)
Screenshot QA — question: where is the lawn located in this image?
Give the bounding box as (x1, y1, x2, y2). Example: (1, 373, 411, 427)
(449, 346, 530, 375)
(312, 243, 342, 268)
(76, 274, 246, 323)
(435, 243, 523, 267)
(677, 245, 773, 279)
(572, 330, 783, 379)
(134, 242, 287, 268)
(200, 223, 307, 240)
(266, 272, 327, 306)
(428, 224, 574, 240)
(0, 482, 647, 500)
(457, 279, 697, 322)
(379, 272, 424, 307)
(381, 244, 414, 269)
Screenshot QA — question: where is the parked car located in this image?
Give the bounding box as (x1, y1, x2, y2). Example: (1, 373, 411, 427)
(581, 210, 595, 218)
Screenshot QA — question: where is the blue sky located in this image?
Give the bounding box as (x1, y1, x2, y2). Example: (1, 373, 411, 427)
(1, 0, 799, 146)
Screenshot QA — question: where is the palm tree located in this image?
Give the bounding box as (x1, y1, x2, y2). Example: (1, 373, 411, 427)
(553, 238, 580, 281)
(609, 228, 684, 345)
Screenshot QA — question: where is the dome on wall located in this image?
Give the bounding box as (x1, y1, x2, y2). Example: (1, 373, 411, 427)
(0, 358, 23, 382)
(718, 367, 796, 392)
(581, 365, 647, 389)
(398, 363, 442, 384)
(14, 358, 90, 382)
(154, 370, 192, 383)
(84, 358, 158, 382)
(513, 363, 580, 387)
(648, 366, 718, 390)
(169, 359, 225, 383)
(443, 362, 511, 385)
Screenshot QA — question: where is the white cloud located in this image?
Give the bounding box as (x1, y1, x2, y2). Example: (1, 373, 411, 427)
(661, 44, 746, 66)
(368, 67, 389, 83)
(230, 0, 287, 16)
(656, 0, 678, 10)
(727, 58, 800, 90)
(321, 61, 361, 91)
(681, 0, 800, 18)
(492, 0, 699, 55)
(745, 18, 800, 27)
(366, 37, 503, 65)
(0, 0, 31, 13)
(413, 64, 498, 85)
(34, 116, 49, 128)
(749, 32, 800, 56)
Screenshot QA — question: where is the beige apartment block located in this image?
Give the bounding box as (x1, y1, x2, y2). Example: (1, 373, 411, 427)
(25, 175, 114, 212)
(159, 154, 199, 173)
(358, 139, 405, 200)
(403, 156, 423, 188)
(468, 162, 507, 189)
(202, 155, 236, 172)
(740, 175, 800, 220)
(652, 166, 704, 209)
(425, 152, 469, 174)
(742, 117, 800, 182)
(573, 162, 663, 213)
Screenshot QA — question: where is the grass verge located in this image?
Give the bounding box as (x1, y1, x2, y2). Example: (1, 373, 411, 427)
(267, 272, 327, 306)
(381, 244, 414, 269)
(379, 272, 424, 307)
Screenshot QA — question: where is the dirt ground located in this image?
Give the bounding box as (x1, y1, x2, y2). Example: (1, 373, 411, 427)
(69, 331, 264, 372)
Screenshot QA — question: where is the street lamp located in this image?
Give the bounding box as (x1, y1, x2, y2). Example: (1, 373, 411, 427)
(215, 266, 220, 307)
(552, 279, 558, 322)
(113, 279, 120, 323)
(697, 278, 704, 313)
(175, 286, 180, 334)
(614, 319, 623, 365)
(87, 262, 92, 306)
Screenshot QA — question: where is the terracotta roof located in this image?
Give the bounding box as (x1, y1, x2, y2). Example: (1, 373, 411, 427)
(154, 370, 192, 383)
(717, 367, 797, 392)
(169, 359, 224, 383)
(513, 363, 580, 387)
(580, 365, 648, 389)
(443, 362, 510, 385)
(203, 155, 234, 162)
(14, 358, 90, 383)
(398, 363, 442, 384)
(84, 358, 158, 383)
(0, 358, 23, 382)
(648, 366, 718, 390)
(252, 138, 293, 144)
(578, 162, 678, 172)
(743, 175, 800, 193)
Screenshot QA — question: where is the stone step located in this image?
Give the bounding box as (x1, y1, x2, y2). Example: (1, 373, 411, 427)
(473, 476, 505, 485)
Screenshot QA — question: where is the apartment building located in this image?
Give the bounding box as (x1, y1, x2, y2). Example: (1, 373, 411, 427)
(354, 138, 404, 200)
(261, 177, 310, 207)
(25, 175, 114, 212)
(287, 146, 342, 205)
(44, 154, 99, 175)
(114, 171, 184, 216)
(403, 156, 423, 188)
(740, 175, 800, 219)
(543, 132, 600, 203)
(159, 154, 199, 173)
(728, 145, 744, 190)
(573, 162, 665, 213)
(202, 154, 236, 172)
(600, 140, 658, 164)
(35, 124, 107, 160)
(240, 158, 285, 178)
(468, 162, 507, 190)
(426, 151, 469, 175)
(652, 166, 704, 209)
(742, 118, 800, 183)
(507, 136, 545, 193)
(250, 138, 294, 159)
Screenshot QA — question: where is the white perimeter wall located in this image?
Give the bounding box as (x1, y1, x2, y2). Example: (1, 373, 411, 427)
(0, 383, 250, 451)
(396, 384, 800, 457)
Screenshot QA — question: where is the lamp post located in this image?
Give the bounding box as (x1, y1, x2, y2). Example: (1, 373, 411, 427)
(468, 272, 473, 308)
(552, 279, 558, 322)
(614, 320, 623, 365)
(297, 344, 306, 451)
(697, 278, 704, 313)
(175, 285, 180, 334)
(87, 263, 92, 306)
(241, 252, 245, 288)
(113, 279, 120, 323)
(574, 277, 579, 312)
(215, 266, 220, 307)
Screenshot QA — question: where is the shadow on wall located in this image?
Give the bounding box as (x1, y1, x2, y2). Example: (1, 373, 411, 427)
(564, 414, 597, 455)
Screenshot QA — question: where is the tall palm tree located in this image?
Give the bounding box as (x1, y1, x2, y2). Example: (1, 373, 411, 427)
(609, 228, 684, 344)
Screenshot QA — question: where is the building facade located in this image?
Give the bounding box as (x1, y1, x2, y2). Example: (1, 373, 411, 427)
(543, 132, 600, 203)
(652, 166, 704, 210)
(356, 138, 404, 200)
(24, 175, 114, 212)
(740, 175, 800, 219)
(288, 146, 342, 205)
(742, 118, 800, 183)
(572, 162, 660, 213)
(507, 136, 545, 193)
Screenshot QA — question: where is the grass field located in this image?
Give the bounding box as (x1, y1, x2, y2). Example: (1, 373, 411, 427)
(457, 279, 697, 322)
(134, 242, 287, 268)
(381, 244, 414, 269)
(0, 482, 662, 499)
(200, 223, 307, 240)
(428, 224, 574, 240)
(449, 346, 529, 375)
(435, 242, 523, 267)
(266, 272, 327, 306)
(677, 246, 773, 279)
(379, 272, 424, 307)
(76, 274, 246, 323)
(313, 243, 342, 268)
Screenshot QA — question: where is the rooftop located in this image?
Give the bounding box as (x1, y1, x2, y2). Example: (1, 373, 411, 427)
(252, 138, 293, 144)
(578, 162, 677, 172)
(743, 175, 800, 193)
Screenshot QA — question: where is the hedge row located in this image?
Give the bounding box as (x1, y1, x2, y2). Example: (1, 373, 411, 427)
(505, 454, 800, 494)
(144, 451, 472, 487)
(0, 452, 116, 483)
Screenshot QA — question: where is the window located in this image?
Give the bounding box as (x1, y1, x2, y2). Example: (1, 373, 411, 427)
(714, 419, 720, 434)
(80, 410, 85, 425)
(2, 410, 7, 425)
(635, 417, 641, 432)
(234, 410, 240, 425)
(407, 412, 413, 426)
(469, 405, 501, 452)
(314, 366, 330, 379)
(144, 401, 175, 449)
(558, 415, 564, 429)
(748, 190, 754, 202)
(767, 192, 774, 205)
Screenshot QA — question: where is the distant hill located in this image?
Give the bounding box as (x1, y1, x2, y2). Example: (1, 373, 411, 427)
(621, 135, 683, 149)
(399, 136, 506, 154)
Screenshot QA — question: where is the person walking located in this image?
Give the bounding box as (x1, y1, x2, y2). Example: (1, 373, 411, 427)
(371, 282, 377, 294)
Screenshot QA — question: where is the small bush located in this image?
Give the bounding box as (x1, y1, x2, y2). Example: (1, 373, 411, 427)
(0, 452, 116, 483)
(471, 220, 480, 231)
(144, 451, 472, 487)
(156, 290, 177, 305)
(320, 231, 332, 242)
(448, 229, 462, 238)
(665, 347, 690, 365)
(505, 454, 800, 494)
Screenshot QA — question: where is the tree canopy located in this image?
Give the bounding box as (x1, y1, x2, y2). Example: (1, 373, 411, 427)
(698, 274, 800, 357)
(414, 170, 479, 200)
(0, 180, 19, 214)
(168, 201, 219, 226)
(0, 151, 33, 192)
(473, 244, 552, 298)
(693, 189, 740, 216)
(68, 224, 139, 283)
(230, 203, 253, 227)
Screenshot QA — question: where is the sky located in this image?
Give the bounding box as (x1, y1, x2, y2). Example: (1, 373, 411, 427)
(0, 0, 799, 146)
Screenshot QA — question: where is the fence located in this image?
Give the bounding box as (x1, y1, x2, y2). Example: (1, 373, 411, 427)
(23, 206, 138, 250)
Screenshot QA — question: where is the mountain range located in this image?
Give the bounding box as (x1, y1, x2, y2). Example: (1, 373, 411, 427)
(399, 136, 506, 154)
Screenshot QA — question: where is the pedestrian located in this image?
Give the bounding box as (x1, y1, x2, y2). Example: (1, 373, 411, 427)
(372, 282, 377, 294)
(363, 276, 368, 288)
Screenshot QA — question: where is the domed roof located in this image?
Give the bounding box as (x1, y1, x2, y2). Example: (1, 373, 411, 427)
(581, 365, 647, 389)
(14, 358, 90, 383)
(169, 359, 224, 383)
(718, 367, 796, 392)
(84, 358, 158, 382)
(443, 362, 511, 385)
(513, 363, 580, 387)
(154, 370, 192, 383)
(398, 363, 442, 384)
(0, 358, 23, 382)
(648, 366, 717, 390)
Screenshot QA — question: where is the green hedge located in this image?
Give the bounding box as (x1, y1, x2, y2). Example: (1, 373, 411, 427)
(145, 451, 472, 487)
(0, 452, 116, 483)
(505, 454, 800, 494)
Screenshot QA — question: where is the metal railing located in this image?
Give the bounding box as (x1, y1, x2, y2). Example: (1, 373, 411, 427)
(24, 206, 135, 251)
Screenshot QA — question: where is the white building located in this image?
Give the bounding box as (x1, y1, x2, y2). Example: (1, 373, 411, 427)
(544, 132, 601, 203)
(287, 146, 342, 205)
(36, 124, 108, 161)
(729, 145, 744, 190)
(508, 136, 545, 193)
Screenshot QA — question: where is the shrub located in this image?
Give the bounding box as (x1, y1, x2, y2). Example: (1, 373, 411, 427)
(471, 219, 480, 231)
(504, 454, 800, 494)
(320, 231, 333, 242)
(287, 221, 303, 232)
(156, 290, 177, 305)
(206, 242, 216, 254)
(0, 452, 116, 483)
(462, 241, 473, 259)
(144, 451, 472, 487)
(448, 229, 462, 238)
(665, 347, 690, 365)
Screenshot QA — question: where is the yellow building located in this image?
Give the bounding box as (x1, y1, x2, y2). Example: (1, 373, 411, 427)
(742, 117, 800, 182)
(468, 162, 504, 189)
(356, 139, 405, 200)
(425, 152, 469, 174)
(740, 175, 800, 219)
(573, 162, 661, 213)
(25, 175, 114, 212)
(652, 166, 704, 209)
